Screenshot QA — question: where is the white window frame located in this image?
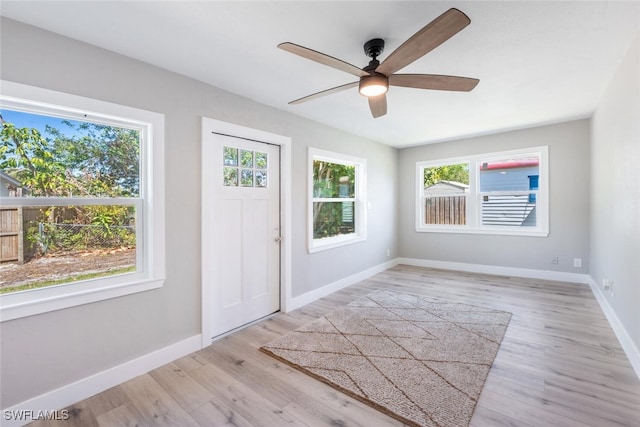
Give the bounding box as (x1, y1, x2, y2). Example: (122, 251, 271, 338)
(0, 80, 165, 321)
(416, 146, 549, 237)
(308, 148, 367, 253)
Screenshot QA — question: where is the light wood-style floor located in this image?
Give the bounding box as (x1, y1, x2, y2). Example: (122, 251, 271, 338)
(29, 265, 640, 426)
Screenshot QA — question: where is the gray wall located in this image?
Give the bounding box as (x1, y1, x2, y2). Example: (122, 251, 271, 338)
(2, 14, 637, 410)
(590, 33, 640, 351)
(398, 120, 591, 273)
(0, 18, 398, 407)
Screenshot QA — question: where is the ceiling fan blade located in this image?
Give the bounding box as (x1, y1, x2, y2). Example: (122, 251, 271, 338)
(389, 74, 479, 91)
(368, 94, 387, 118)
(377, 8, 471, 76)
(289, 81, 359, 105)
(279, 42, 368, 78)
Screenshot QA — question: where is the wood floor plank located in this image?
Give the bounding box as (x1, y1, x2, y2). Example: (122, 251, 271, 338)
(96, 402, 151, 427)
(189, 399, 255, 427)
(190, 363, 302, 426)
(199, 336, 306, 408)
(119, 374, 201, 427)
(173, 352, 210, 373)
(149, 362, 215, 412)
(26, 265, 640, 427)
(283, 387, 405, 427)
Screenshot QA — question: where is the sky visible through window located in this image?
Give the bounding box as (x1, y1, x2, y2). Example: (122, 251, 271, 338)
(1, 109, 85, 138)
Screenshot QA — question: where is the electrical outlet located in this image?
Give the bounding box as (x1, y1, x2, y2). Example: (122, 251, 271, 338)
(551, 256, 559, 265)
(603, 279, 614, 295)
(573, 258, 582, 268)
(386, 249, 390, 257)
(610, 281, 615, 297)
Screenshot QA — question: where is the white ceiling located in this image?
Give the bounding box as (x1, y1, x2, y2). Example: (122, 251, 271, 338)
(1, 1, 639, 147)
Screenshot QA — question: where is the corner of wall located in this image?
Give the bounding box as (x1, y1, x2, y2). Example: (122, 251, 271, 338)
(587, 276, 640, 380)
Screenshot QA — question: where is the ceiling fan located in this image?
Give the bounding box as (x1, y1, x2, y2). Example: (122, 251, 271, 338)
(279, 8, 479, 118)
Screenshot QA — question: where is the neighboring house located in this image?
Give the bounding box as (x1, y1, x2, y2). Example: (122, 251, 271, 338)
(423, 180, 469, 195)
(479, 160, 539, 227)
(0, 170, 26, 197)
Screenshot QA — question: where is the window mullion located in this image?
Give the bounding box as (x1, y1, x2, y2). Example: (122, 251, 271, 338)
(0, 197, 139, 207)
(467, 159, 478, 229)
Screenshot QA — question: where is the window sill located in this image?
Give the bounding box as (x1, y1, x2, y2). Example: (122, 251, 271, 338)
(308, 234, 366, 253)
(0, 275, 164, 322)
(415, 226, 549, 237)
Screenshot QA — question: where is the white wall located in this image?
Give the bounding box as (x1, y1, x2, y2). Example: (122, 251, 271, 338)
(590, 33, 640, 352)
(398, 120, 591, 273)
(0, 18, 397, 408)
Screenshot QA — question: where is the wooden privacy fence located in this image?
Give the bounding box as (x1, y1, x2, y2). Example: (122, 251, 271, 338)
(425, 195, 466, 225)
(0, 206, 22, 263)
(0, 206, 42, 263)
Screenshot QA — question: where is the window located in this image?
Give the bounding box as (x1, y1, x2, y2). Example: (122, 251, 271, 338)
(0, 81, 165, 321)
(223, 146, 269, 187)
(308, 148, 366, 252)
(422, 162, 470, 226)
(416, 146, 548, 236)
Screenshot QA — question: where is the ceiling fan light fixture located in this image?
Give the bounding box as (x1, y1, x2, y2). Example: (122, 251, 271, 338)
(359, 74, 388, 97)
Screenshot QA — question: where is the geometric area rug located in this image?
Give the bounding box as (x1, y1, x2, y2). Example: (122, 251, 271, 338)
(260, 290, 512, 427)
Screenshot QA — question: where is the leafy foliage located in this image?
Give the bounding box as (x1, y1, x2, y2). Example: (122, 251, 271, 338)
(1, 114, 139, 197)
(45, 120, 140, 197)
(1, 111, 139, 255)
(313, 202, 355, 239)
(312, 160, 356, 239)
(0, 119, 69, 196)
(313, 160, 355, 198)
(424, 163, 469, 187)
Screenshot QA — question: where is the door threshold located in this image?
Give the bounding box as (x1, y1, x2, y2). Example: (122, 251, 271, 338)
(210, 311, 280, 344)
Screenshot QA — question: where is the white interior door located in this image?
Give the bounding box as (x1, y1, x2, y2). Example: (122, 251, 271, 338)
(204, 132, 281, 338)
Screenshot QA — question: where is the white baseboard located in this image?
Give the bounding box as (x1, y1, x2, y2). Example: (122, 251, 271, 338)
(398, 257, 590, 284)
(587, 277, 640, 380)
(285, 259, 399, 312)
(1, 334, 202, 427)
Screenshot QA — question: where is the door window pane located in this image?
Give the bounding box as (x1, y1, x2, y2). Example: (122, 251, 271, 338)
(255, 152, 268, 169)
(223, 167, 238, 186)
(240, 169, 253, 187)
(240, 150, 253, 168)
(255, 170, 267, 187)
(223, 146, 238, 166)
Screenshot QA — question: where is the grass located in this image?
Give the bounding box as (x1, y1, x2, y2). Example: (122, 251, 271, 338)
(0, 266, 136, 294)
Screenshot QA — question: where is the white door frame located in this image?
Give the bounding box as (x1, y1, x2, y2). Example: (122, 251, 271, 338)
(201, 117, 292, 348)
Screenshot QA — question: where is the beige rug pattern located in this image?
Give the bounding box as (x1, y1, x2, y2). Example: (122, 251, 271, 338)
(261, 290, 511, 427)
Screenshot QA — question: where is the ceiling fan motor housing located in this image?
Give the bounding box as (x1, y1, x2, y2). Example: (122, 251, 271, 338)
(364, 38, 385, 59)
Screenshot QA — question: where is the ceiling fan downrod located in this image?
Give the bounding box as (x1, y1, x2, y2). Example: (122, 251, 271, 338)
(360, 38, 389, 97)
(363, 38, 385, 71)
